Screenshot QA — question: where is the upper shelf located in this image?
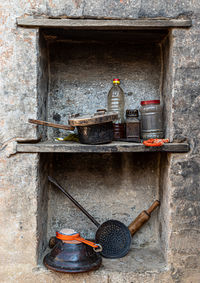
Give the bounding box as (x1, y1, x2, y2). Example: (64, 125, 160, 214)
(17, 17, 192, 29)
(16, 141, 190, 153)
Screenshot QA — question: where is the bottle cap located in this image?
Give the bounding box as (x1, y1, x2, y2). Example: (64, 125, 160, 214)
(126, 109, 138, 117)
(141, 100, 160, 105)
(113, 78, 120, 84)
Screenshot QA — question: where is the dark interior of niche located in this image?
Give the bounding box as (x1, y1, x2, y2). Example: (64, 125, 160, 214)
(39, 28, 169, 139)
(42, 28, 169, 44)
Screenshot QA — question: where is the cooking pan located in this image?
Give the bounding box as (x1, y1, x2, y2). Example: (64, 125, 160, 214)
(48, 176, 160, 259)
(28, 110, 118, 145)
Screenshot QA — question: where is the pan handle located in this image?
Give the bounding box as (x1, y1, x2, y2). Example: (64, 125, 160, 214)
(48, 176, 101, 228)
(28, 119, 75, 131)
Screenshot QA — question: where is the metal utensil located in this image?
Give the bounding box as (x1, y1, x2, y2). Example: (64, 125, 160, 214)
(28, 110, 117, 145)
(48, 176, 160, 258)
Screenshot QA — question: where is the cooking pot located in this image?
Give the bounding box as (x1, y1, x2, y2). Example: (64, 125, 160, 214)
(44, 228, 102, 273)
(29, 110, 118, 145)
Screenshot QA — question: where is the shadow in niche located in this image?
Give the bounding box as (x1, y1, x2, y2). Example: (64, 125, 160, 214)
(158, 152, 171, 264)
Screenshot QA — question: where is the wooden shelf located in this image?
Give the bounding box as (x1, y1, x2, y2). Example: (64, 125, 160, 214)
(16, 141, 190, 153)
(17, 17, 192, 29)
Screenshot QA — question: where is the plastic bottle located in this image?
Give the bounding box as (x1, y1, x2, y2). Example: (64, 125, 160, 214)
(107, 78, 125, 140)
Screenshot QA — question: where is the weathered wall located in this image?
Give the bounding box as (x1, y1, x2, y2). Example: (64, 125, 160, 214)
(166, 22, 200, 281)
(37, 31, 49, 139)
(0, 1, 200, 282)
(0, 152, 39, 274)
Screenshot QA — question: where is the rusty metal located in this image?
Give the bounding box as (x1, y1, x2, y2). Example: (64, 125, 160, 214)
(76, 121, 114, 145)
(69, 110, 116, 144)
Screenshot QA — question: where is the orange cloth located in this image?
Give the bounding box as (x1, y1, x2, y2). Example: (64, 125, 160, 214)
(56, 232, 99, 249)
(143, 138, 169, 147)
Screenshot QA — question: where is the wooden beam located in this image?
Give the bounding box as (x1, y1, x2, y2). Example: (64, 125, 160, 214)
(17, 18, 192, 29)
(16, 141, 190, 153)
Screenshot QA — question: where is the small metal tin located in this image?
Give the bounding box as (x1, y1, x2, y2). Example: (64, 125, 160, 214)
(125, 109, 140, 142)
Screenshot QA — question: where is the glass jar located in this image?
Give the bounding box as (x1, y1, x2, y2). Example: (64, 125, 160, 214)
(140, 100, 163, 139)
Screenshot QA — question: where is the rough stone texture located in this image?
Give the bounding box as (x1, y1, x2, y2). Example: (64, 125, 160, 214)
(37, 31, 49, 140)
(162, 32, 174, 140)
(166, 15, 200, 280)
(0, 1, 200, 283)
(0, 152, 39, 268)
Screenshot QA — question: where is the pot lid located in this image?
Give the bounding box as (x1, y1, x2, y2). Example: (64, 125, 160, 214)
(68, 109, 118, 126)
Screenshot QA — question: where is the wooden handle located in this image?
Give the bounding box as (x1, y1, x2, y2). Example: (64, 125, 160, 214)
(146, 200, 160, 215)
(128, 200, 160, 236)
(28, 119, 75, 131)
(128, 211, 149, 236)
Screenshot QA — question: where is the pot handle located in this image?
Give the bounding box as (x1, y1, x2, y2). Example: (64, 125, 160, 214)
(28, 119, 75, 131)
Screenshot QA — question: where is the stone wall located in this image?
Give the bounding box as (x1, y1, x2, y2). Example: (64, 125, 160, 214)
(0, 1, 200, 282)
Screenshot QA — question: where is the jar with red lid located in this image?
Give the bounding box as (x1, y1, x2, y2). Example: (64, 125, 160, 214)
(139, 100, 163, 139)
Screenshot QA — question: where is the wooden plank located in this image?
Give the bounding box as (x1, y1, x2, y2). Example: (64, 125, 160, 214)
(17, 18, 192, 29)
(16, 141, 190, 153)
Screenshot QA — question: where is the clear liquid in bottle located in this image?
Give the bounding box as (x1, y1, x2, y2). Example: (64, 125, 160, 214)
(107, 78, 125, 140)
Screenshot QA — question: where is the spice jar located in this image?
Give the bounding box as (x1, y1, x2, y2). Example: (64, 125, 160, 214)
(140, 100, 163, 140)
(126, 109, 140, 142)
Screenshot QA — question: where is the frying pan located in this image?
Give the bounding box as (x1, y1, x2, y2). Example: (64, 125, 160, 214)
(28, 110, 117, 145)
(48, 176, 160, 259)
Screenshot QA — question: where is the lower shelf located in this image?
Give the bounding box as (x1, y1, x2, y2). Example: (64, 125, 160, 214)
(16, 140, 189, 153)
(38, 246, 167, 282)
(99, 246, 166, 274)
